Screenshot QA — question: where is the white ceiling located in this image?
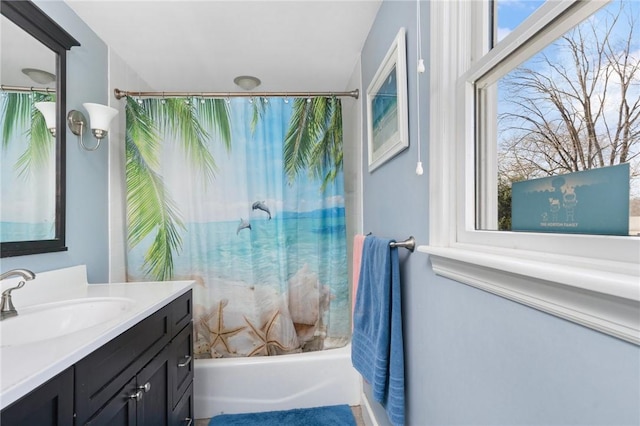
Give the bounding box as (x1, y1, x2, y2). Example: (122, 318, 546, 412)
(64, 0, 381, 93)
(1, 14, 57, 87)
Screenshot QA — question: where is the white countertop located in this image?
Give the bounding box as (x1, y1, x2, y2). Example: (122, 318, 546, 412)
(0, 265, 194, 410)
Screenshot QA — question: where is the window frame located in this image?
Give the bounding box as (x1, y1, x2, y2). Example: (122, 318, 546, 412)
(421, 0, 640, 345)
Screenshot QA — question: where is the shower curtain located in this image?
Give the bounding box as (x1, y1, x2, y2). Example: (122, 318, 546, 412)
(125, 96, 349, 358)
(0, 92, 57, 242)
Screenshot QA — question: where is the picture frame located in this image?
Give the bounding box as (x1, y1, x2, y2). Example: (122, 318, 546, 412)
(366, 27, 408, 172)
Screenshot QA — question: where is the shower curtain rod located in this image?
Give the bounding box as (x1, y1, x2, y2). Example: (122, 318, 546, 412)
(114, 88, 359, 100)
(1, 85, 55, 94)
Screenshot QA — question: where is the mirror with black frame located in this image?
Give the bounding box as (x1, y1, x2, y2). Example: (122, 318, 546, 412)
(0, 0, 79, 257)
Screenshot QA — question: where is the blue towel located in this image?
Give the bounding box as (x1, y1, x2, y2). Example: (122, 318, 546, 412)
(351, 236, 405, 426)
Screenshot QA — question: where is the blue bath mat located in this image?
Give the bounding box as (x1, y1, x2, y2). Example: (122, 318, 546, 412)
(208, 404, 356, 426)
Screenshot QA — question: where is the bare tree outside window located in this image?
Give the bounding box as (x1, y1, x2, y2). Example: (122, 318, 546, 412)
(495, 0, 640, 232)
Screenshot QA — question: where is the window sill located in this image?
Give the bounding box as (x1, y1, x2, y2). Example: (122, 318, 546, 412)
(417, 244, 640, 345)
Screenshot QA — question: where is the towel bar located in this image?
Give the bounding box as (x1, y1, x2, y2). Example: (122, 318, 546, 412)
(390, 236, 415, 252)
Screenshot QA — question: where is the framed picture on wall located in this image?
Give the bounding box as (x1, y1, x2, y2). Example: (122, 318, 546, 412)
(366, 27, 408, 172)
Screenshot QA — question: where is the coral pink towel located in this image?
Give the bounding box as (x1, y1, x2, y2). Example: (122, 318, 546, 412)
(352, 234, 366, 317)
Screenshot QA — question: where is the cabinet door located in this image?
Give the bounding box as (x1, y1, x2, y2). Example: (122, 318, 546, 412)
(171, 383, 194, 426)
(85, 378, 136, 426)
(170, 322, 194, 409)
(137, 346, 171, 426)
(75, 304, 171, 424)
(0, 367, 73, 426)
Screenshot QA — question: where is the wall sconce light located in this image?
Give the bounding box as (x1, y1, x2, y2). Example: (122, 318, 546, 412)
(67, 103, 118, 151)
(34, 101, 57, 137)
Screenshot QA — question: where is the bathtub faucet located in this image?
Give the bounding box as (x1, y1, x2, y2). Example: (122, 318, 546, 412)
(0, 269, 36, 320)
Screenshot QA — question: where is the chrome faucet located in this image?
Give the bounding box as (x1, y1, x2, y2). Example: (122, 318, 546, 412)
(1, 269, 36, 320)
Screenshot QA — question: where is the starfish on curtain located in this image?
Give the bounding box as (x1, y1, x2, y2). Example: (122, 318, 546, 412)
(200, 299, 246, 355)
(244, 310, 294, 356)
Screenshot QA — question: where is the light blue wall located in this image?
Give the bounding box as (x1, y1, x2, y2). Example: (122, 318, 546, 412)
(0, 1, 109, 283)
(361, 1, 640, 425)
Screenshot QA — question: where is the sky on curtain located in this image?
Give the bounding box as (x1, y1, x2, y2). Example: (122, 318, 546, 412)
(159, 98, 344, 224)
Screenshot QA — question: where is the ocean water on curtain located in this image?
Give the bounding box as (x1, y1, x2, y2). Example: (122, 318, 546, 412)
(127, 214, 350, 358)
(125, 96, 349, 358)
(0, 222, 54, 241)
(144, 213, 347, 340)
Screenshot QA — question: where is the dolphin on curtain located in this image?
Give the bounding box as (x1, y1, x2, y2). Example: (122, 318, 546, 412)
(252, 201, 272, 220)
(237, 218, 252, 234)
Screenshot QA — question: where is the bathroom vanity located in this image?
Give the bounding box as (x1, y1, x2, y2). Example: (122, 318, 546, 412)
(0, 266, 194, 425)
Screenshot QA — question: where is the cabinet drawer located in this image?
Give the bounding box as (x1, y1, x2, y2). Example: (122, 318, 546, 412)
(171, 291, 192, 336)
(170, 322, 194, 409)
(75, 303, 172, 424)
(171, 383, 194, 426)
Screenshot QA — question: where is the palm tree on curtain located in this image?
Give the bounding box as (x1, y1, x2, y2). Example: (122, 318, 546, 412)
(283, 96, 343, 190)
(126, 97, 231, 281)
(250, 97, 267, 133)
(1, 92, 56, 177)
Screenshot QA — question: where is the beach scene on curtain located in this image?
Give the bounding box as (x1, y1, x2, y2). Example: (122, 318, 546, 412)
(125, 96, 349, 358)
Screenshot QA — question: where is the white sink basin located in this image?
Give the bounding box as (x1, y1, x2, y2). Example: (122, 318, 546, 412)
(0, 297, 135, 347)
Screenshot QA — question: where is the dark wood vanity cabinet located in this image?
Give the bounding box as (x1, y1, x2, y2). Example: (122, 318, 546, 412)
(0, 290, 193, 426)
(0, 367, 74, 426)
(79, 290, 194, 426)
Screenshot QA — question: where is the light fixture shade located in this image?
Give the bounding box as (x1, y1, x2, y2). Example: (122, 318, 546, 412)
(34, 101, 57, 130)
(82, 103, 118, 131)
(22, 68, 56, 85)
(233, 75, 261, 90)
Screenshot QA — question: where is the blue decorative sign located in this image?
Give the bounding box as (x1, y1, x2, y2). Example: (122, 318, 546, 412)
(511, 164, 630, 235)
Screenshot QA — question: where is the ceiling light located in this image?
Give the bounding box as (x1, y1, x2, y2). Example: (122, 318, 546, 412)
(233, 75, 261, 91)
(22, 68, 56, 84)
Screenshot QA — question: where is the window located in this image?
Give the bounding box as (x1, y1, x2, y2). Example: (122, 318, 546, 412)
(481, 0, 640, 236)
(493, 0, 545, 44)
(424, 0, 639, 344)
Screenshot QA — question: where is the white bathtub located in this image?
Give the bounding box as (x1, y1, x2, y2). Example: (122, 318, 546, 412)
(194, 344, 362, 418)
